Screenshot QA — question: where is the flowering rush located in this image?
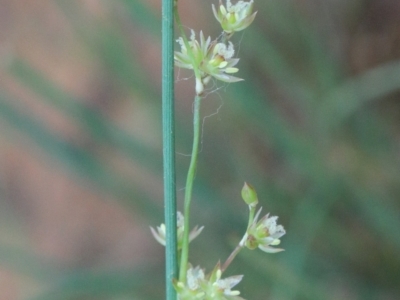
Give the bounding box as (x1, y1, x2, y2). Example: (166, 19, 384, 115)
(174, 30, 242, 95)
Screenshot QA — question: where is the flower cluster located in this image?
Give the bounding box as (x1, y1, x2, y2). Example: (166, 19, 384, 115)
(244, 208, 286, 253)
(212, 0, 257, 34)
(150, 211, 204, 250)
(174, 0, 257, 95)
(174, 264, 244, 300)
(174, 31, 242, 95)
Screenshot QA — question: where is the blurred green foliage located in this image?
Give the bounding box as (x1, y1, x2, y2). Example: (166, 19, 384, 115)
(1, 0, 400, 299)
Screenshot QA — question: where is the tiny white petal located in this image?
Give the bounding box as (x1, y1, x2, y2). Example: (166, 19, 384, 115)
(228, 290, 240, 296)
(258, 244, 285, 253)
(271, 239, 281, 246)
(220, 4, 227, 15)
(219, 61, 228, 68)
(150, 226, 166, 246)
(190, 29, 195, 40)
(225, 67, 239, 73)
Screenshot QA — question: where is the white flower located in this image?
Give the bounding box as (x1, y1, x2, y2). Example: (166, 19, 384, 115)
(174, 264, 245, 300)
(214, 273, 244, 299)
(174, 30, 212, 71)
(150, 211, 204, 249)
(187, 266, 205, 290)
(212, 0, 257, 34)
(245, 208, 286, 253)
(204, 265, 244, 300)
(174, 30, 243, 95)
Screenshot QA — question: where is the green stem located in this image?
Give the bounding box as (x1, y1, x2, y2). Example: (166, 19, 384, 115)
(247, 206, 256, 229)
(221, 242, 244, 273)
(220, 31, 233, 44)
(221, 205, 256, 273)
(179, 95, 202, 282)
(162, 0, 178, 298)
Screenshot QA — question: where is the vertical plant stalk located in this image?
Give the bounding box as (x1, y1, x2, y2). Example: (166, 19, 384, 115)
(162, 0, 177, 299)
(179, 95, 202, 282)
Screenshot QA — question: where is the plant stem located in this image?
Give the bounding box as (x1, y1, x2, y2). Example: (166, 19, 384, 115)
(247, 206, 256, 229)
(162, 0, 177, 298)
(221, 205, 256, 273)
(179, 95, 202, 282)
(221, 242, 244, 273)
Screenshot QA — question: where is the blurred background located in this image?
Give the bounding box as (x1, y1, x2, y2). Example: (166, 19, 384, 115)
(0, 0, 399, 299)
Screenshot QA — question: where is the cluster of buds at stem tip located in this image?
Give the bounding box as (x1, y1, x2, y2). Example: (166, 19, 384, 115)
(212, 0, 257, 34)
(150, 211, 204, 250)
(173, 263, 245, 300)
(174, 30, 242, 95)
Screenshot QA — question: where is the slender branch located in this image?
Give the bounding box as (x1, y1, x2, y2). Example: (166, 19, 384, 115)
(179, 95, 202, 282)
(221, 242, 244, 273)
(221, 205, 256, 273)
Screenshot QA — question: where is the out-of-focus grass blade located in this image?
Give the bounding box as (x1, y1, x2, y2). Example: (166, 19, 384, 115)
(259, 0, 342, 93)
(55, 0, 160, 35)
(350, 180, 400, 250)
(8, 59, 162, 173)
(0, 91, 161, 221)
(318, 61, 400, 131)
(54, 0, 160, 100)
(29, 266, 161, 300)
(241, 250, 337, 300)
(119, 0, 160, 36)
(0, 245, 60, 281)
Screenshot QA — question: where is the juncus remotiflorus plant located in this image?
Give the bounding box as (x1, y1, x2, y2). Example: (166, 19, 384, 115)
(153, 1, 286, 299)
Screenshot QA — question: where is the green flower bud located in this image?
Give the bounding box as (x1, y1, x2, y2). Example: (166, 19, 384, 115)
(241, 182, 258, 207)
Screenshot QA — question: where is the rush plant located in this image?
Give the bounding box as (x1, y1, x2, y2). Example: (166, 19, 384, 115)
(158, 1, 286, 299)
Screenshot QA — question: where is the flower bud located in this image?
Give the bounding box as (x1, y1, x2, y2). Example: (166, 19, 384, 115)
(241, 182, 258, 207)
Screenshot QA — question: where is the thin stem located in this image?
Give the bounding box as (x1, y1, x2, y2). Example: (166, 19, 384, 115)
(179, 95, 202, 282)
(162, 0, 177, 298)
(247, 206, 256, 229)
(221, 205, 256, 273)
(221, 242, 244, 273)
(220, 31, 233, 44)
